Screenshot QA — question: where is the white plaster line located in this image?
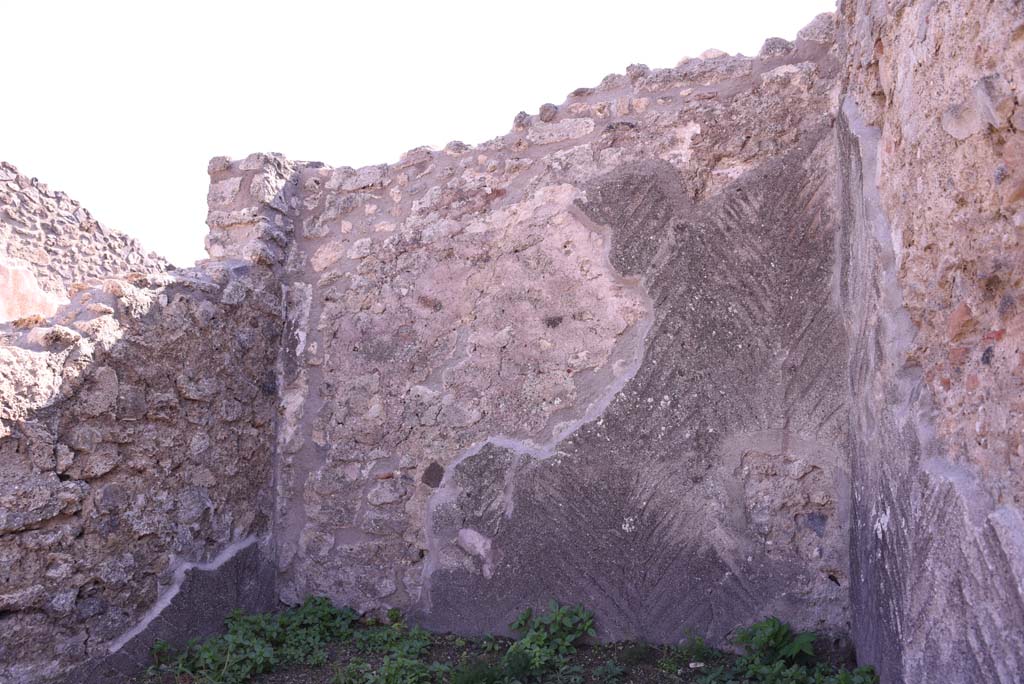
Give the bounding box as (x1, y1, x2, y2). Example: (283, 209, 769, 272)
(419, 185, 658, 609)
(420, 289, 656, 608)
(107, 535, 260, 654)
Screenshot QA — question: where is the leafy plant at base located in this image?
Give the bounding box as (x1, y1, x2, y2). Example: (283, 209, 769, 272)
(450, 659, 506, 684)
(549, 663, 585, 683)
(334, 658, 372, 684)
(658, 631, 729, 675)
(480, 634, 503, 654)
(352, 621, 431, 659)
(679, 632, 724, 664)
(146, 596, 357, 684)
(734, 617, 815, 666)
(593, 659, 627, 683)
(696, 617, 878, 684)
(501, 601, 596, 682)
(145, 598, 879, 684)
(332, 655, 448, 684)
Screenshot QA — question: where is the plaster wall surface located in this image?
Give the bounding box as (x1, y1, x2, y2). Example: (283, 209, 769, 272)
(267, 20, 852, 644)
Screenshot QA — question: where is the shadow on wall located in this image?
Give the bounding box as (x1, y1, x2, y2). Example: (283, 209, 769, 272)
(0, 154, 301, 683)
(837, 94, 1024, 684)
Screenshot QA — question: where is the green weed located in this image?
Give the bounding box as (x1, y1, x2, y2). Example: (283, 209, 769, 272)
(501, 601, 595, 682)
(593, 659, 627, 683)
(145, 597, 358, 684)
(144, 599, 878, 684)
(697, 617, 878, 684)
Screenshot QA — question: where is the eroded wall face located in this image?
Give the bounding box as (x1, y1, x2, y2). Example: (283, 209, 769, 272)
(0, 232, 284, 681)
(838, 0, 1024, 681)
(270, 24, 853, 643)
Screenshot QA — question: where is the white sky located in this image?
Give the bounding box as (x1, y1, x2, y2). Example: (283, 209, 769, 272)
(3, 0, 834, 266)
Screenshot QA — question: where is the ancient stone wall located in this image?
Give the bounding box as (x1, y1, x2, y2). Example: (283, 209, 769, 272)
(0, 157, 294, 683)
(836, 1, 1024, 681)
(271, 19, 853, 645)
(3, 3, 1024, 683)
(0, 162, 168, 321)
